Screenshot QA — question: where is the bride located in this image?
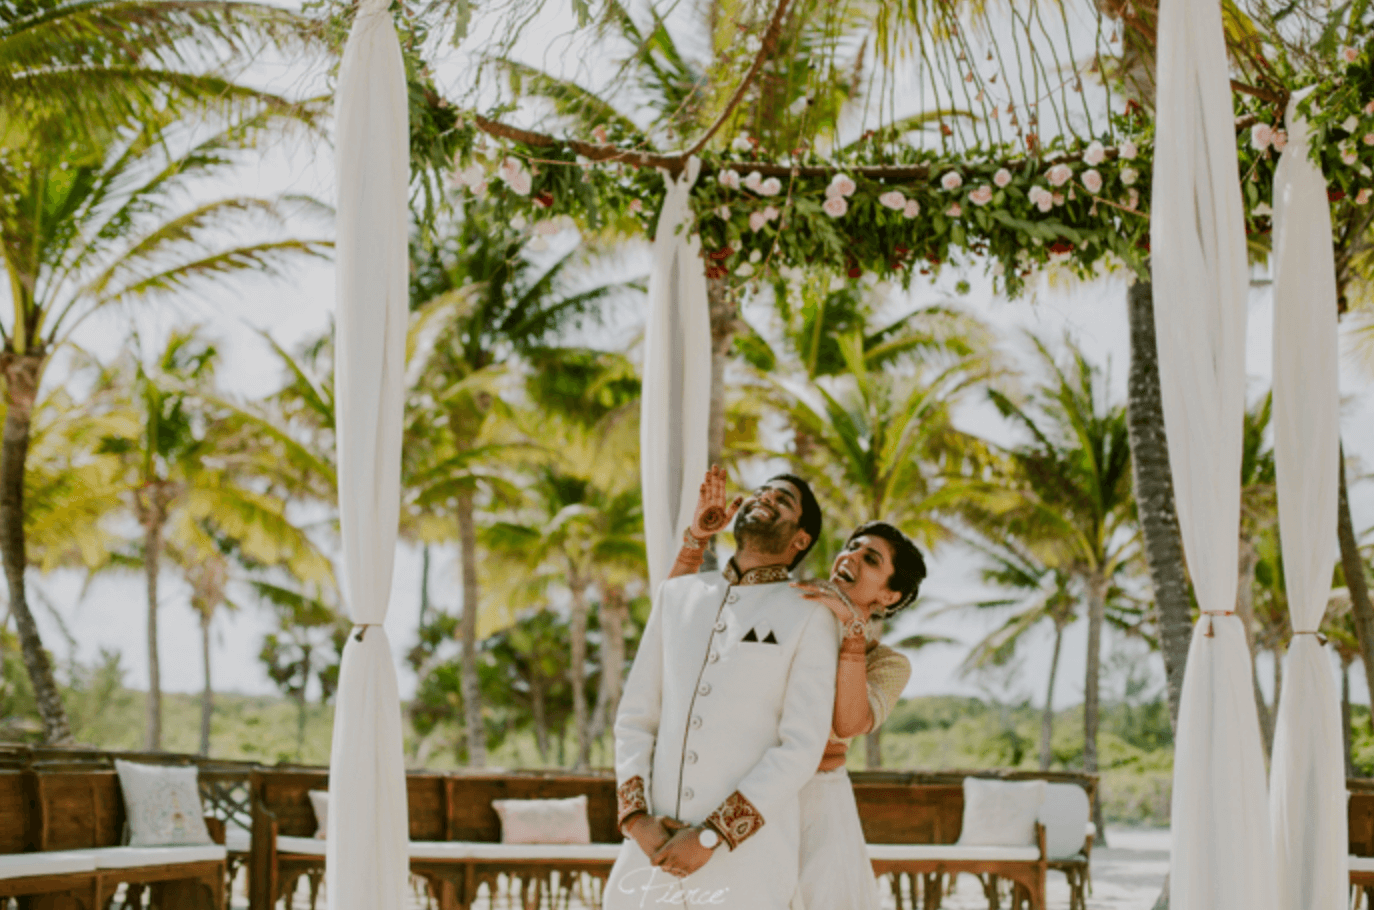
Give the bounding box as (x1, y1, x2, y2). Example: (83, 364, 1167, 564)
(667, 465, 927, 910)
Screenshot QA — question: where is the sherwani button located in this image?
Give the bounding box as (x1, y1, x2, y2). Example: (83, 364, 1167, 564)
(686, 751, 698, 764)
(708, 651, 719, 663)
(726, 593, 739, 604)
(683, 788, 695, 801)
(713, 620, 726, 632)
(690, 715, 703, 729)
(698, 683, 711, 696)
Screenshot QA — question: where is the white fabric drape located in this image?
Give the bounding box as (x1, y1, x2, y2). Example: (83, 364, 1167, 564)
(326, 1, 410, 908)
(1268, 89, 1348, 910)
(641, 158, 711, 592)
(1151, 0, 1276, 903)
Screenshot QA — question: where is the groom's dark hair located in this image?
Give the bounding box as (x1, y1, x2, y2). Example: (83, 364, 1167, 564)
(768, 473, 822, 570)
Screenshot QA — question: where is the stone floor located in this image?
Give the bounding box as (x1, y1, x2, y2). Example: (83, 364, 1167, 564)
(231, 827, 1173, 910)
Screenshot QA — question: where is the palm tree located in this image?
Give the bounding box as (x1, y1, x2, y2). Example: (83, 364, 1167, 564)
(0, 96, 326, 742)
(98, 329, 331, 750)
(403, 199, 633, 766)
(169, 542, 231, 756)
(983, 333, 1136, 841)
(1236, 393, 1278, 752)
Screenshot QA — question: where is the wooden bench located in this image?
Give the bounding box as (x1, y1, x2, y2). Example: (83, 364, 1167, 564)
(248, 767, 622, 910)
(0, 767, 227, 910)
(1349, 778, 1374, 903)
(852, 770, 1098, 910)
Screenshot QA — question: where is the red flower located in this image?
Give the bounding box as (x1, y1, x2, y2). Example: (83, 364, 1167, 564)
(847, 265, 862, 278)
(1329, 188, 1348, 202)
(894, 246, 909, 255)
(706, 246, 735, 261)
(1047, 240, 1074, 255)
(533, 191, 554, 208)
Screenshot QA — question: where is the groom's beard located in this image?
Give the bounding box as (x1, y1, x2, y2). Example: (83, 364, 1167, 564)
(733, 508, 801, 560)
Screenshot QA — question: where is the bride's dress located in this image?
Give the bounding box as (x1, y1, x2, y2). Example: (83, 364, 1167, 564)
(797, 766, 883, 910)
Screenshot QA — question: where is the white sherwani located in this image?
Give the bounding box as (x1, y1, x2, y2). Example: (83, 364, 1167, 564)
(605, 563, 840, 910)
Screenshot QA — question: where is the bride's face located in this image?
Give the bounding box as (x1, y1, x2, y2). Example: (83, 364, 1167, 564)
(829, 535, 901, 616)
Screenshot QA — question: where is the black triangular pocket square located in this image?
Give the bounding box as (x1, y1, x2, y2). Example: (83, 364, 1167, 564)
(762, 631, 778, 644)
(742, 628, 759, 642)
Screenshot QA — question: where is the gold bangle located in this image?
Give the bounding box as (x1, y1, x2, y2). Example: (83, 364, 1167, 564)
(682, 527, 708, 549)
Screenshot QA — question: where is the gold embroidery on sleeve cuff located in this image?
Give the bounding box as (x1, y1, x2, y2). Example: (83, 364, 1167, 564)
(705, 790, 765, 850)
(617, 776, 649, 829)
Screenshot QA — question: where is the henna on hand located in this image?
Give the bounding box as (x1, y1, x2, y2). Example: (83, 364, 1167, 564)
(699, 506, 727, 533)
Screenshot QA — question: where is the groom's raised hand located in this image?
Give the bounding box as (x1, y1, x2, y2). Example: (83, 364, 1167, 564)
(689, 464, 743, 541)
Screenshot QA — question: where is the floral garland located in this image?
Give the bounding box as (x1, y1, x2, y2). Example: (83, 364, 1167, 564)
(446, 43, 1374, 298)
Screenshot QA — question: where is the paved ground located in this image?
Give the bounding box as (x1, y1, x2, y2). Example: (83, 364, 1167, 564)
(235, 827, 1172, 910)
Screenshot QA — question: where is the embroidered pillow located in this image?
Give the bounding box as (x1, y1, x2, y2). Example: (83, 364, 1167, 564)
(492, 795, 591, 845)
(309, 790, 330, 839)
(114, 760, 213, 847)
(956, 777, 1046, 847)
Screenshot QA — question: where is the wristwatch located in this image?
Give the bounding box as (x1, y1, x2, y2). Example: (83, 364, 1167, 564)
(697, 826, 720, 850)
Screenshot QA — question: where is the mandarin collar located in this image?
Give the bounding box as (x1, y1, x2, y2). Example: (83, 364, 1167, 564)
(722, 559, 791, 586)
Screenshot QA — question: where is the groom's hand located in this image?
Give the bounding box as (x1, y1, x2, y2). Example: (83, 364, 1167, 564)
(650, 825, 716, 878)
(625, 814, 676, 859)
(689, 464, 743, 540)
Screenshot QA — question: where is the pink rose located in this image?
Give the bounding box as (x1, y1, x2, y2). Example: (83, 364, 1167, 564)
(822, 196, 849, 217)
(903, 199, 921, 218)
(749, 211, 769, 232)
(759, 177, 783, 196)
(1271, 130, 1288, 152)
(1126, 189, 1139, 210)
(941, 171, 964, 191)
(1084, 141, 1106, 166)
(946, 202, 962, 217)
(719, 169, 741, 190)
(1251, 123, 1273, 151)
(743, 171, 763, 191)
(879, 190, 907, 210)
(827, 174, 857, 197)
(1344, 46, 1360, 63)
(994, 169, 1012, 188)
(1046, 163, 1072, 187)
(627, 199, 643, 214)
(1344, 146, 1359, 165)
(762, 205, 780, 222)
(1029, 186, 1053, 213)
(969, 185, 993, 206)
(1366, 100, 1374, 115)
(1082, 169, 1103, 194)
(1364, 134, 1374, 147)
(1053, 192, 1065, 206)
(1359, 189, 1372, 205)
(1120, 167, 1138, 186)
(1119, 140, 1138, 160)
(716, 205, 731, 219)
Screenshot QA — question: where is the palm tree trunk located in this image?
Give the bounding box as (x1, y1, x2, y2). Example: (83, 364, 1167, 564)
(1338, 443, 1374, 734)
(456, 490, 486, 767)
(1040, 623, 1065, 771)
(1084, 571, 1109, 845)
(1125, 279, 1193, 732)
(1235, 538, 1272, 756)
(588, 585, 627, 757)
(199, 611, 213, 756)
(0, 352, 70, 744)
(570, 569, 591, 770)
(1343, 657, 1355, 777)
(141, 494, 165, 752)
(531, 669, 549, 764)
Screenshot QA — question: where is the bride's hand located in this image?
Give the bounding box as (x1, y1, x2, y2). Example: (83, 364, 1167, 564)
(791, 580, 865, 625)
(689, 464, 743, 540)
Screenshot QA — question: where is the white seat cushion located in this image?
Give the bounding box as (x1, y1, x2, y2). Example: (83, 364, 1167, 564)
(68, 845, 226, 869)
(0, 851, 98, 880)
(867, 844, 1041, 863)
(225, 828, 250, 853)
(277, 836, 327, 856)
(407, 842, 624, 861)
(1350, 855, 1374, 874)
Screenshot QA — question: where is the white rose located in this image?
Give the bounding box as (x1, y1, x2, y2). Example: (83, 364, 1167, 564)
(994, 168, 1012, 188)
(946, 202, 963, 217)
(499, 157, 532, 196)
(759, 177, 783, 196)
(732, 135, 753, 152)
(719, 169, 741, 190)
(903, 199, 921, 218)
(762, 205, 780, 222)
(969, 185, 993, 206)
(1120, 167, 1138, 186)
(1271, 130, 1288, 152)
(879, 190, 907, 210)
(716, 205, 731, 219)
(941, 171, 964, 191)
(1046, 163, 1072, 187)
(1345, 116, 1360, 132)
(1082, 169, 1103, 194)
(1084, 141, 1106, 166)
(749, 211, 768, 232)
(827, 174, 857, 197)
(743, 171, 763, 191)
(822, 195, 849, 217)
(1119, 140, 1138, 160)
(736, 261, 754, 277)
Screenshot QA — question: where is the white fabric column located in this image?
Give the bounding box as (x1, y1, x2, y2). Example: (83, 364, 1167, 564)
(641, 157, 711, 592)
(1269, 88, 1347, 910)
(326, 0, 410, 908)
(1151, 0, 1276, 903)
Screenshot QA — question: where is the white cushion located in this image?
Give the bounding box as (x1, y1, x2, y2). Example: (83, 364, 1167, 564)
(407, 842, 624, 861)
(867, 844, 1041, 863)
(68, 845, 226, 869)
(957, 778, 1046, 848)
(309, 790, 330, 839)
(114, 760, 212, 847)
(225, 828, 250, 853)
(492, 796, 591, 845)
(1351, 855, 1374, 874)
(1039, 783, 1091, 859)
(0, 851, 97, 880)
(277, 836, 327, 856)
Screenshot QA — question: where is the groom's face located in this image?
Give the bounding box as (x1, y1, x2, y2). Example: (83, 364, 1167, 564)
(734, 479, 807, 556)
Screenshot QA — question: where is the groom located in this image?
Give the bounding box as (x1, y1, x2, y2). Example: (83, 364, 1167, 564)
(605, 474, 839, 910)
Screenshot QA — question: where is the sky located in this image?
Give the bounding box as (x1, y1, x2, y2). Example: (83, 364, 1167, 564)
(17, 1, 1374, 719)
